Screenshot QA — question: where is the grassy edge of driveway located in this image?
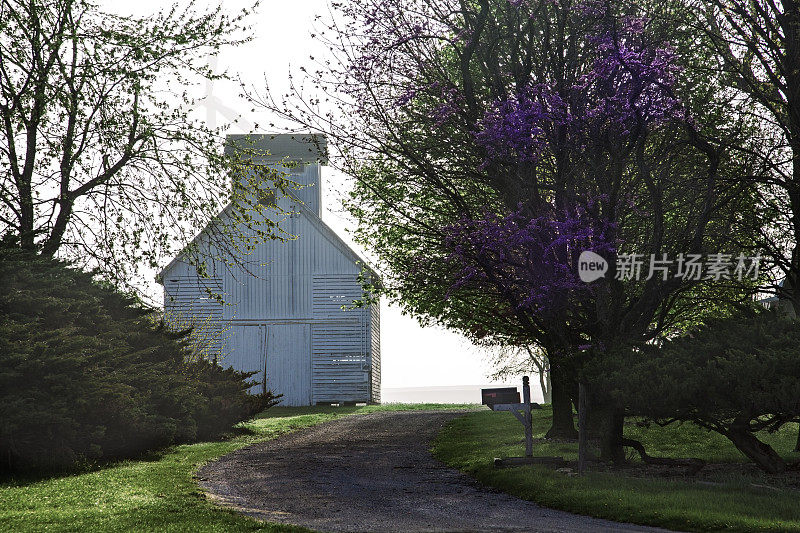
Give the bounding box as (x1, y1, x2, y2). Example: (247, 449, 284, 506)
(432, 408, 800, 533)
(0, 403, 476, 533)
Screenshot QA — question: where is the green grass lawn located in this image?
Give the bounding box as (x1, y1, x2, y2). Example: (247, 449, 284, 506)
(0, 403, 476, 533)
(432, 407, 800, 532)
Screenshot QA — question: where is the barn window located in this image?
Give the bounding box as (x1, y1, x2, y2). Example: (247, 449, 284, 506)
(312, 275, 364, 317)
(164, 276, 224, 320)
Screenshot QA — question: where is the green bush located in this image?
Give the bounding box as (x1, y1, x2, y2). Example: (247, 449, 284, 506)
(597, 308, 800, 472)
(0, 247, 278, 473)
(185, 359, 280, 440)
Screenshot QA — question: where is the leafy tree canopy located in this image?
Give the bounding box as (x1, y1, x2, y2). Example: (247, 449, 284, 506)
(0, 0, 286, 293)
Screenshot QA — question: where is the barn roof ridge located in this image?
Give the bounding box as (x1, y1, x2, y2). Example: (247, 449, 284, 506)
(224, 133, 328, 164)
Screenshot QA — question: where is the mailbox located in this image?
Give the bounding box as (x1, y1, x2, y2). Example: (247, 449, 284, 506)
(481, 387, 520, 405)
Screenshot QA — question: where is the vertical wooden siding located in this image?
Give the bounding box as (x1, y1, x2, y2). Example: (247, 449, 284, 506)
(225, 324, 266, 395)
(265, 323, 312, 406)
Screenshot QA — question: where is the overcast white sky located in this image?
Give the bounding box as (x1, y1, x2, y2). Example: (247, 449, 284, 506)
(107, 0, 521, 391)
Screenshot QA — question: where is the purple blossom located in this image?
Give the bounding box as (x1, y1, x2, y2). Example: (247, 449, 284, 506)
(474, 18, 685, 165)
(396, 87, 417, 106)
(441, 203, 617, 316)
(475, 85, 569, 165)
(429, 85, 463, 125)
(570, 16, 685, 138)
(576, 0, 606, 16)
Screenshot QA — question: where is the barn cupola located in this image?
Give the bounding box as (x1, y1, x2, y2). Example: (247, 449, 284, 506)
(224, 133, 328, 216)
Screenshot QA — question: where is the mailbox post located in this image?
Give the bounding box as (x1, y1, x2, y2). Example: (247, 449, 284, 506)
(487, 376, 564, 467)
(522, 376, 533, 457)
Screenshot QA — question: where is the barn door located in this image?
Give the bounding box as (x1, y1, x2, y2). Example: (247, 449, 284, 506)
(226, 324, 267, 395)
(265, 324, 311, 406)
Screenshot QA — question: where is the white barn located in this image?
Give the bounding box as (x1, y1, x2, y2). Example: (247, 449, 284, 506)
(158, 134, 380, 406)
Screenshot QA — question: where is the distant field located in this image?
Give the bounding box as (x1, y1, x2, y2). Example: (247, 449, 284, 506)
(382, 384, 532, 404)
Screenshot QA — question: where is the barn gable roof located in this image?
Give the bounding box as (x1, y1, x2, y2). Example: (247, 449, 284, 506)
(157, 199, 380, 286)
(295, 201, 381, 283)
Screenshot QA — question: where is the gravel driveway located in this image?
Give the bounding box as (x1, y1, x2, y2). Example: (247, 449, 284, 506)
(197, 410, 669, 532)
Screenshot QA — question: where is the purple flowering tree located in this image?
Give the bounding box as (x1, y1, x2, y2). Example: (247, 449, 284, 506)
(440, 203, 617, 362)
(444, 206, 614, 316)
(253, 0, 762, 462)
(437, 202, 623, 437)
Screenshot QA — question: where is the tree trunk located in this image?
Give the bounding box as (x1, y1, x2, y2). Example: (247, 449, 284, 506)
(794, 423, 800, 452)
(545, 368, 577, 439)
(577, 382, 588, 474)
(586, 398, 626, 465)
(600, 409, 626, 465)
(540, 368, 552, 404)
(726, 419, 786, 474)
